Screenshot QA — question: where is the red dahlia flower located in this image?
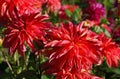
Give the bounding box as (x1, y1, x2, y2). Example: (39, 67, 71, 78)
(2, 13, 50, 56)
(99, 34, 120, 67)
(0, 0, 42, 26)
(44, 22, 103, 76)
(1, 0, 42, 15)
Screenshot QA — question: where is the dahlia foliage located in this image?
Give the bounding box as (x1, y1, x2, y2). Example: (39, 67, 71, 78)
(0, 0, 120, 79)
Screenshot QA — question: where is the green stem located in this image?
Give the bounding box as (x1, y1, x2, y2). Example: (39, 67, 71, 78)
(34, 55, 42, 79)
(1, 51, 16, 77)
(23, 53, 27, 70)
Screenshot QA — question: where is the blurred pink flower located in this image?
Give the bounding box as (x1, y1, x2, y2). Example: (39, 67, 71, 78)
(83, 2, 105, 23)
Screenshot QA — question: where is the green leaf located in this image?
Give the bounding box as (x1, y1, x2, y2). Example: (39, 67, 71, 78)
(100, 18, 110, 24)
(108, 68, 120, 75)
(91, 26, 111, 37)
(41, 75, 54, 79)
(14, 52, 19, 62)
(40, 54, 47, 64)
(41, 75, 49, 79)
(65, 10, 72, 17)
(91, 26, 103, 33)
(101, 27, 111, 38)
(71, 8, 81, 23)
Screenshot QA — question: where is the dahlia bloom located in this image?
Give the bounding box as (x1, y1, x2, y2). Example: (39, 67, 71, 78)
(44, 22, 103, 78)
(46, 0, 61, 12)
(98, 34, 120, 67)
(43, 21, 120, 78)
(0, 0, 42, 26)
(2, 14, 50, 56)
(83, 2, 105, 23)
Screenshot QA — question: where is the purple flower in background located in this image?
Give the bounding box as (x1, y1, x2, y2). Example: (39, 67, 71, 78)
(114, 0, 118, 7)
(83, 2, 106, 23)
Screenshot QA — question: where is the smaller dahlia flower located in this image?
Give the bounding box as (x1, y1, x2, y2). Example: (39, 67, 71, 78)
(99, 34, 120, 67)
(83, 2, 105, 23)
(2, 13, 51, 56)
(0, 0, 42, 26)
(46, 0, 61, 12)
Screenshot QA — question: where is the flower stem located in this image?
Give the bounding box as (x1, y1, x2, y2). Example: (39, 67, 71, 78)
(2, 51, 15, 76)
(23, 53, 27, 70)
